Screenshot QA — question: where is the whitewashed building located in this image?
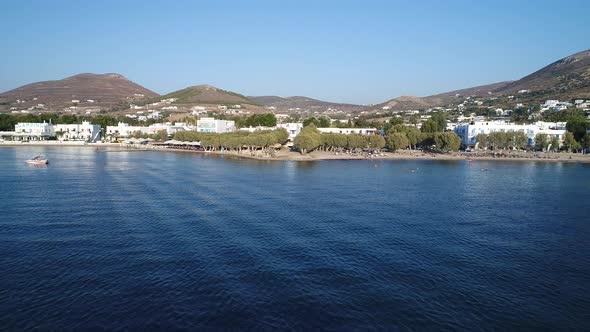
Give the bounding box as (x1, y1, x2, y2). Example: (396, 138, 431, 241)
(454, 121, 566, 147)
(196, 118, 235, 133)
(277, 123, 304, 141)
(54, 121, 101, 142)
(106, 122, 196, 139)
(6, 122, 56, 141)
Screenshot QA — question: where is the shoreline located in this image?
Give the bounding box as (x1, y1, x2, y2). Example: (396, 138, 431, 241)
(2, 141, 589, 163)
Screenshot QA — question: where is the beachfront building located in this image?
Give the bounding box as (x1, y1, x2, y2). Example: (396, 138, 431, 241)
(454, 121, 566, 148)
(0, 122, 55, 141)
(318, 128, 377, 135)
(196, 117, 235, 133)
(106, 122, 196, 139)
(54, 121, 101, 142)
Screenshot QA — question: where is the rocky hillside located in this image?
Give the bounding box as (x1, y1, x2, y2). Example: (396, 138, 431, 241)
(0, 73, 158, 112)
(370, 95, 433, 111)
(494, 49, 590, 100)
(371, 49, 590, 111)
(161, 85, 259, 106)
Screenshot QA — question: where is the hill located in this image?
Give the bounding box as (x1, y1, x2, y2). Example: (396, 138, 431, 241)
(371, 49, 590, 111)
(0, 73, 158, 112)
(249, 95, 365, 113)
(371, 95, 433, 111)
(494, 49, 590, 100)
(160, 85, 259, 106)
(422, 81, 513, 107)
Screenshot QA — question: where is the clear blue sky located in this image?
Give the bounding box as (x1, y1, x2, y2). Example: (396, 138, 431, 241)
(1, 0, 589, 104)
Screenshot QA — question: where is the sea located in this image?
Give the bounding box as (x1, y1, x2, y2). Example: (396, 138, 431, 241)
(1, 146, 589, 331)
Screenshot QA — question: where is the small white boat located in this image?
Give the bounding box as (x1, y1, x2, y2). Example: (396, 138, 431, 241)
(26, 155, 49, 165)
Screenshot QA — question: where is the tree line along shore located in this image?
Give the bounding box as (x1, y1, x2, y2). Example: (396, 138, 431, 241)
(2, 110, 589, 159)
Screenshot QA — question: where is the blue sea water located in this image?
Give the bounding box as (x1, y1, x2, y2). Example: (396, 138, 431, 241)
(0, 146, 589, 331)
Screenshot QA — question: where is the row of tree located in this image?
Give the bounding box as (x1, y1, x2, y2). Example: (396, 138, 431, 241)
(173, 128, 289, 152)
(385, 124, 461, 151)
(293, 125, 386, 153)
(475, 131, 530, 150)
(129, 130, 168, 141)
(293, 124, 462, 154)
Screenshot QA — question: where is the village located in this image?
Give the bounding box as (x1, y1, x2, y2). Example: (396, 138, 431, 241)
(1, 96, 589, 159)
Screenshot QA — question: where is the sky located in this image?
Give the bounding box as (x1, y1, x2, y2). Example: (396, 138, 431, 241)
(1, 0, 589, 105)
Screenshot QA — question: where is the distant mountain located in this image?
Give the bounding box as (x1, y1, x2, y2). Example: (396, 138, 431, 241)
(422, 81, 513, 106)
(369, 82, 513, 111)
(249, 95, 365, 112)
(161, 85, 259, 106)
(0, 73, 158, 111)
(372, 49, 590, 111)
(370, 95, 432, 111)
(494, 49, 590, 100)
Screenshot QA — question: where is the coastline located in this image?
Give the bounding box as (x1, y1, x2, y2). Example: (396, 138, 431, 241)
(2, 141, 589, 163)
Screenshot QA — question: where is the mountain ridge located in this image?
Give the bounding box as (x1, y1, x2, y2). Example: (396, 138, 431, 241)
(0, 73, 158, 111)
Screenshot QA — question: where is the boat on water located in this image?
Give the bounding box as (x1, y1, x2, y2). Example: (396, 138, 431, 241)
(26, 155, 49, 165)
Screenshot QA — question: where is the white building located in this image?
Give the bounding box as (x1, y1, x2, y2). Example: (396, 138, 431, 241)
(540, 100, 573, 112)
(9, 122, 55, 141)
(106, 122, 196, 139)
(454, 121, 566, 147)
(54, 121, 101, 142)
(1, 121, 101, 142)
(277, 123, 303, 141)
(196, 118, 235, 133)
(318, 128, 377, 135)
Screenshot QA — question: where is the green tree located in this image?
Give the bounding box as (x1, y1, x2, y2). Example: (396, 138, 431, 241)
(566, 116, 590, 141)
(434, 132, 461, 151)
(549, 136, 559, 152)
(293, 124, 321, 153)
(317, 116, 331, 128)
(563, 131, 576, 152)
(405, 126, 421, 150)
(389, 117, 404, 126)
(409, 114, 420, 127)
(513, 131, 528, 149)
(386, 132, 409, 151)
(245, 113, 277, 127)
(535, 133, 548, 151)
(421, 119, 439, 133)
(347, 134, 367, 151)
(0, 114, 18, 131)
(476, 133, 489, 149)
(155, 130, 168, 141)
(303, 116, 320, 127)
(582, 133, 590, 151)
(431, 112, 447, 131)
(367, 134, 385, 151)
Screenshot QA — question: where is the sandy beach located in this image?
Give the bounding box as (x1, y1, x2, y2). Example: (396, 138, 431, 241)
(137, 145, 590, 163)
(2, 140, 589, 163)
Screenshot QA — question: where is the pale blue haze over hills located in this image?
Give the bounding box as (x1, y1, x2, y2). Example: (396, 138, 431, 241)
(1, 0, 589, 104)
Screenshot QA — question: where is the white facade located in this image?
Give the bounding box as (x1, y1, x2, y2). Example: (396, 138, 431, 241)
(12, 122, 55, 140)
(106, 122, 196, 138)
(277, 123, 303, 140)
(318, 128, 377, 135)
(3, 121, 101, 142)
(239, 126, 276, 133)
(54, 121, 101, 142)
(540, 100, 573, 112)
(196, 118, 235, 133)
(454, 121, 566, 147)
